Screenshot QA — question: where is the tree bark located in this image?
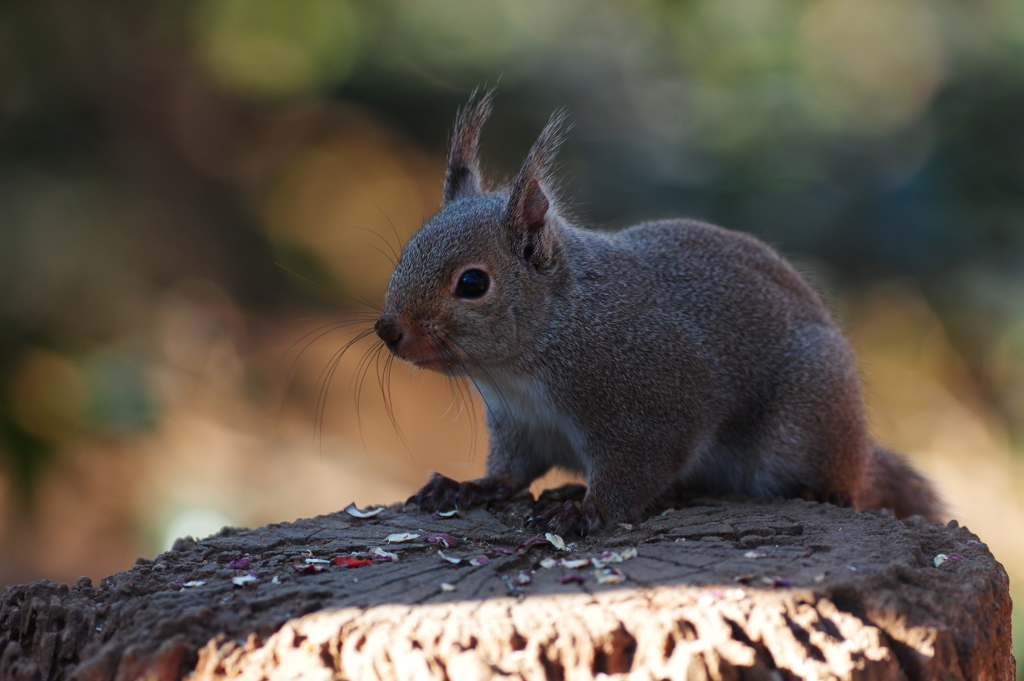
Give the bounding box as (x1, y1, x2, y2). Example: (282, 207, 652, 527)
(0, 489, 1015, 680)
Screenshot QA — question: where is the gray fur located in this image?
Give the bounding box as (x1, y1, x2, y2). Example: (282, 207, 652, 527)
(376, 97, 942, 533)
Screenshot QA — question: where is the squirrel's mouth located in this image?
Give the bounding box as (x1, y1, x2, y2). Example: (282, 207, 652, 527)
(376, 314, 468, 374)
(389, 331, 459, 374)
(404, 340, 471, 375)
(409, 357, 448, 372)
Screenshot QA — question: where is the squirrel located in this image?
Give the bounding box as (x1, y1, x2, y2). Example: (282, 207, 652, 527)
(374, 91, 942, 535)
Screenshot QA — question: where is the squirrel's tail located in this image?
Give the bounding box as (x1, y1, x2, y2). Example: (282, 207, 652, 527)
(863, 444, 944, 522)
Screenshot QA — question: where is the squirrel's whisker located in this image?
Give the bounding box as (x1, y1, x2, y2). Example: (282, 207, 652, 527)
(371, 199, 406, 261)
(274, 317, 375, 384)
(313, 338, 349, 456)
(431, 333, 482, 460)
(346, 225, 400, 267)
(375, 342, 403, 439)
(314, 327, 377, 453)
(274, 262, 383, 313)
(437, 328, 511, 424)
(353, 339, 384, 454)
(264, 314, 370, 369)
(288, 313, 379, 323)
(352, 334, 381, 421)
(431, 330, 493, 462)
(382, 351, 408, 449)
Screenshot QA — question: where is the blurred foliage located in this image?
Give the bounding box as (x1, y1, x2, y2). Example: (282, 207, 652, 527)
(0, 332, 54, 513)
(196, 0, 359, 98)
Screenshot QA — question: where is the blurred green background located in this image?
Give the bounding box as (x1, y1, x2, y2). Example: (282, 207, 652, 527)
(1, 0, 1023, 670)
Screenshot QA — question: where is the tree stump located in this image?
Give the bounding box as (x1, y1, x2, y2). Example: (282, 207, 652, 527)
(0, 489, 1014, 680)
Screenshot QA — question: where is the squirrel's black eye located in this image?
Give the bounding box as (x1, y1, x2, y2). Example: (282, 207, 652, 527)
(455, 268, 489, 299)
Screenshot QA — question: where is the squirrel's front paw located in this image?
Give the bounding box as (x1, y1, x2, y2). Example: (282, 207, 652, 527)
(527, 499, 604, 536)
(406, 472, 461, 511)
(406, 473, 517, 512)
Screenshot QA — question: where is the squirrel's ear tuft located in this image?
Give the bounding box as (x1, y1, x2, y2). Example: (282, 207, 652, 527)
(505, 111, 569, 269)
(444, 89, 495, 202)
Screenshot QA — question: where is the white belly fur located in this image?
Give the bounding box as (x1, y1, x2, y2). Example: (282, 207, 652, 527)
(474, 370, 587, 475)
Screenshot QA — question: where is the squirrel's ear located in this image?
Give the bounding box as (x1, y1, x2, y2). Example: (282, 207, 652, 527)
(518, 179, 549, 235)
(444, 89, 494, 202)
(505, 111, 568, 269)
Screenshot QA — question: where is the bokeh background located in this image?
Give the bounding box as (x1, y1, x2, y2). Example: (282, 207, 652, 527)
(1, 0, 1023, 669)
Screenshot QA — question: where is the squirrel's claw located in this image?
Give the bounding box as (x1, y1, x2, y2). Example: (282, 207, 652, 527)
(406, 472, 460, 512)
(526, 499, 604, 536)
(407, 473, 518, 512)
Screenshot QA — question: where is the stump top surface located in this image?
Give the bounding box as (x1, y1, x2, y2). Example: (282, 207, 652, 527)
(0, 491, 1013, 680)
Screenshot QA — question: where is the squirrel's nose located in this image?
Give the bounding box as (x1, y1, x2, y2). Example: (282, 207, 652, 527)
(375, 316, 404, 351)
